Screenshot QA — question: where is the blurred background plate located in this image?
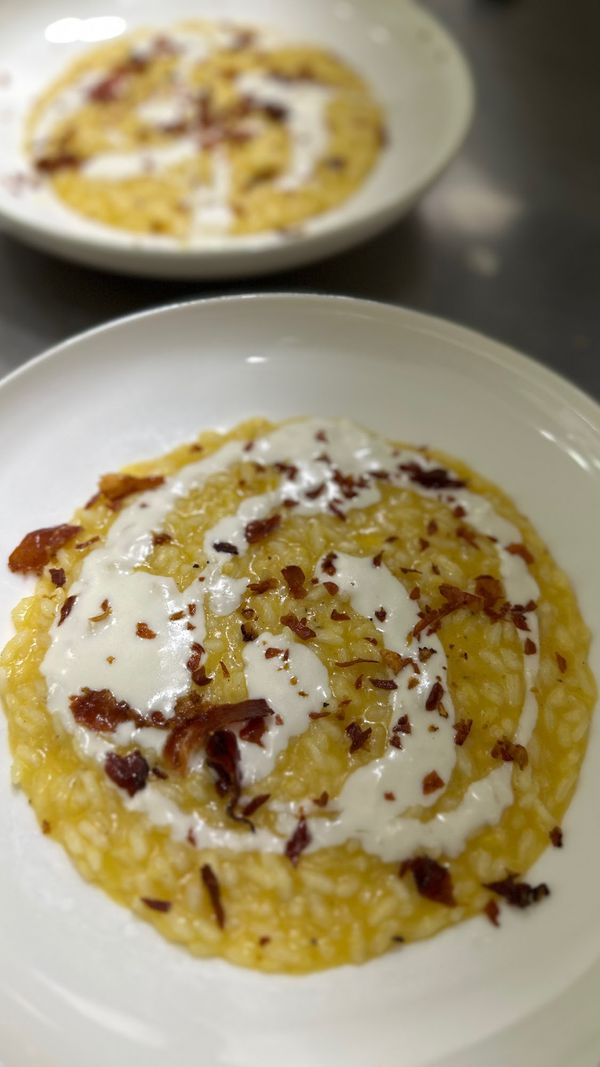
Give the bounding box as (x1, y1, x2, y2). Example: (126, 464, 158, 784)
(0, 0, 473, 278)
(0, 294, 599, 1066)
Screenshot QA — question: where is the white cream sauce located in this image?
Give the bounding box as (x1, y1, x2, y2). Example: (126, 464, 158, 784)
(235, 71, 333, 190)
(41, 417, 541, 864)
(240, 632, 331, 785)
(82, 137, 199, 181)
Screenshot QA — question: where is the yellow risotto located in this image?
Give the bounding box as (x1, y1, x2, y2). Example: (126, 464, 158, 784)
(1, 417, 595, 973)
(26, 22, 385, 239)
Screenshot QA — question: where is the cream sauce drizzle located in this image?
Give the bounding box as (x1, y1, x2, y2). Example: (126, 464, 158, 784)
(235, 72, 333, 190)
(41, 418, 541, 864)
(240, 633, 330, 786)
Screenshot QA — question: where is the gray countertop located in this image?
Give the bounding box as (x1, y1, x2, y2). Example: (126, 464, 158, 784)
(0, 0, 598, 394)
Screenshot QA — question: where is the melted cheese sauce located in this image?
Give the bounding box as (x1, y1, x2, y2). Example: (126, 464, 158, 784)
(41, 418, 541, 864)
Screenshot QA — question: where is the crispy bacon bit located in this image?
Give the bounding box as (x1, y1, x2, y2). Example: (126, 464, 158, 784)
(400, 856, 456, 906)
(98, 472, 164, 504)
(201, 863, 225, 928)
(410, 586, 421, 601)
(474, 575, 504, 614)
(418, 647, 436, 663)
(136, 621, 156, 639)
(273, 461, 298, 479)
(454, 719, 473, 746)
(427, 519, 438, 535)
(407, 677, 419, 690)
(58, 595, 77, 626)
(374, 608, 387, 622)
(313, 791, 329, 807)
(105, 749, 149, 796)
(315, 430, 328, 442)
(219, 660, 230, 679)
(309, 711, 330, 720)
(285, 814, 311, 865)
(192, 665, 213, 686)
(491, 737, 528, 769)
(245, 514, 281, 543)
(70, 688, 133, 732)
(152, 531, 172, 546)
(321, 552, 337, 576)
(524, 638, 537, 655)
(328, 500, 346, 521)
(49, 567, 66, 587)
(241, 607, 256, 620)
(453, 505, 466, 518)
(322, 581, 339, 595)
(556, 652, 567, 673)
(372, 551, 384, 568)
(305, 482, 325, 499)
(346, 721, 372, 753)
(265, 647, 284, 661)
(89, 598, 111, 623)
(213, 541, 238, 555)
(506, 542, 535, 565)
(456, 524, 479, 548)
(165, 698, 272, 771)
(280, 613, 316, 640)
(390, 736, 402, 749)
(281, 565, 307, 598)
(88, 70, 127, 103)
(35, 152, 80, 174)
(384, 791, 396, 801)
(205, 729, 240, 799)
(413, 584, 481, 638)
(141, 897, 171, 913)
(9, 523, 82, 575)
(239, 716, 268, 746)
(511, 610, 530, 632)
(186, 642, 210, 685)
(400, 462, 465, 491)
(484, 899, 500, 927)
(550, 825, 563, 848)
(240, 623, 256, 642)
(393, 714, 412, 736)
(331, 609, 350, 621)
(241, 793, 270, 817)
(369, 678, 398, 691)
(247, 576, 277, 594)
(419, 537, 429, 551)
(484, 873, 549, 909)
(425, 681, 444, 711)
(169, 610, 185, 621)
(422, 770, 444, 795)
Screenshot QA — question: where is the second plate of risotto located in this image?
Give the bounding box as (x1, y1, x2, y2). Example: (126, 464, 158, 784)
(0, 0, 473, 277)
(0, 294, 599, 1065)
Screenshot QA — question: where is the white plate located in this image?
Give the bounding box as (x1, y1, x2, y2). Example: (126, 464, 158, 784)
(0, 0, 473, 279)
(1, 294, 599, 1067)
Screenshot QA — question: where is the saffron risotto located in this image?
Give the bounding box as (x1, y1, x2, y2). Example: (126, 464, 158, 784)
(26, 22, 385, 240)
(1, 417, 595, 974)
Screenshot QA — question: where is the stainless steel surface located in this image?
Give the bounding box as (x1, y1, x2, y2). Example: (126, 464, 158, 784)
(0, 0, 598, 394)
